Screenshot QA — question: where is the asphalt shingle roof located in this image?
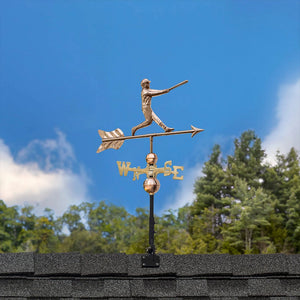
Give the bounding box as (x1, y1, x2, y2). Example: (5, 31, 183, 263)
(0, 253, 299, 299)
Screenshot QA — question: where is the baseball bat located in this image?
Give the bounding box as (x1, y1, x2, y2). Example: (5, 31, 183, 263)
(168, 80, 188, 91)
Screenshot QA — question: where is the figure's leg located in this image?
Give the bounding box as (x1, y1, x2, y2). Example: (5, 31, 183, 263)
(132, 106, 154, 136)
(131, 119, 152, 136)
(152, 111, 174, 132)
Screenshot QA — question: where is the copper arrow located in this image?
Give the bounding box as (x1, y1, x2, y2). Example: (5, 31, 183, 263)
(97, 125, 204, 153)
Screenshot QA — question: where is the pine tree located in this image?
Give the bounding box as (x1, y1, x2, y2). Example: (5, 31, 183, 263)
(221, 179, 273, 254)
(227, 130, 266, 191)
(191, 144, 229, 242)
(284, 148, 300, 252)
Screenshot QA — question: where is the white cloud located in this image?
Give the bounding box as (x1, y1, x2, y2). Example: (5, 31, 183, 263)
(161, 163, 203, 214)
(263, 79, 300, 164)
(16, 130, 76, 171)
(0, 130, 91, 216)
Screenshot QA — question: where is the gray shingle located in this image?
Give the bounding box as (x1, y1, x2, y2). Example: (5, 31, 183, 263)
(35, 252, 81, 276)
(72, 279, 105, 298)
(271, 297, 300, 300)
(176, 254, 232, 276)
(73, 278, 130, 298)
(248, 279, 286, 296)
(281, 279, 300, 296)
(210, 298, 239, 300)
(287, 254, 300, 275)
(0, 252, 34, 275)
(131, 279, 177, 297)
(176, 279, 208, 296)
(0, 298, 26, 300)
(239, 298, 270, 300)
(231, 254, 288, 276)
(80, 298, 108, 300)
(104, 279, 131, 297)
(107, 298, 137, 300)
(81, 253, 128, 275)
(207, 279, 248, 297)
(182, 296, 210, 300)
(31, 279, 72, 297)
(158, 298, 184, 300)
(128, 253, 175, 276)
(0, 279, 31, 297)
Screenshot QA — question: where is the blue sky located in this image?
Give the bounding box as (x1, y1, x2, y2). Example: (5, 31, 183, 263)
(1, 0, 300, 217)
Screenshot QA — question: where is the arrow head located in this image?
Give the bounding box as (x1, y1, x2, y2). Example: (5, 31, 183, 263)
(191, 125, 204, 137)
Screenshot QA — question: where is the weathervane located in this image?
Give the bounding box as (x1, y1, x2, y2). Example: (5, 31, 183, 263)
(97, 79, 204, 267)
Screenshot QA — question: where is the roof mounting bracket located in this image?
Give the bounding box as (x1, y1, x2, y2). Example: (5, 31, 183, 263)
(141, 253, 160, 268)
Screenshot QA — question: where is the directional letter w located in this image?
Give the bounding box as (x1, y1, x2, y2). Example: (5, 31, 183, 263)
(116, 161, 131, 176)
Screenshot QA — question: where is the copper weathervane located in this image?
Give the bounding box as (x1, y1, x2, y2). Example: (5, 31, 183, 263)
(97, 79, 204, 267)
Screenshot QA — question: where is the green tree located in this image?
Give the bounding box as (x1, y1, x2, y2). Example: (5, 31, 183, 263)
(191, 144, 229, 244)
(262, 148, 300, 252)
(189, 211, 219, 253)
(227, 130, 266, 190)
(125, 208, 149, 254)
(17, 205, 37, 252)
(221, 179, 273, 254)
(0, 200, 23, 252)
(283, 148, 300, 251)
(58, 229, 107, 253)
(31, 211, 60, 253)
(87, 201, 131, 252)
(60, 204, 86, 233)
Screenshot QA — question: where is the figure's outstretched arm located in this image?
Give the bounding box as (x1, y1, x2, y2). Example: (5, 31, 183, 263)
(146, 88, 170, 97)
(144, 80, 188, 97)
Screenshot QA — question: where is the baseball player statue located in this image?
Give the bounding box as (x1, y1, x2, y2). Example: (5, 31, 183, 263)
(131, 79, 188, 136)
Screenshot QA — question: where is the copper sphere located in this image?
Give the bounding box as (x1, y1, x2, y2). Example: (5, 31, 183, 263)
(143, 177, 160, 194)
(146, 153, 158, 165)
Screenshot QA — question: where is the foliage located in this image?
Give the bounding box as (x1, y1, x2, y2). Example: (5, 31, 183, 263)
(0, 130, 299, 254)
(189, 131, 300, 254)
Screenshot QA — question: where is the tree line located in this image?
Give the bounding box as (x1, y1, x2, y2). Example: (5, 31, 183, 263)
(1, 130, 299, 254)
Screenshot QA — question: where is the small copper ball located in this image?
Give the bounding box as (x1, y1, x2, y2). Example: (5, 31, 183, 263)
(143, 178, 160, 194)
(146, 153, 158, 165)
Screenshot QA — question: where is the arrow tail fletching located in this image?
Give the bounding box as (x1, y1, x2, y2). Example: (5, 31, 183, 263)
(97, 128, 125, 153)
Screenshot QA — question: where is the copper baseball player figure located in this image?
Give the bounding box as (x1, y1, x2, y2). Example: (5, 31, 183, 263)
(131, 79, 188, 136)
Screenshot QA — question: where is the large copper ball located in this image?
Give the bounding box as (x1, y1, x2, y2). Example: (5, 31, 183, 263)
(143, 178, 160, 194)
(146, 153, 158, 165)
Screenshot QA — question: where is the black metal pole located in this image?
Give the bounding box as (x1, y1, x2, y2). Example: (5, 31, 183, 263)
(142, 192, 160, 267)
(149, 136, 155, 253)
(141, 137, 160, 267)
(149, 194, 155, 254)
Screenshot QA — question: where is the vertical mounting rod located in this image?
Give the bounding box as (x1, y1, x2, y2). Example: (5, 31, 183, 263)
(149, 194, 155, 254)
(141, 193, 160, 268)
(150, 136, 153, 153)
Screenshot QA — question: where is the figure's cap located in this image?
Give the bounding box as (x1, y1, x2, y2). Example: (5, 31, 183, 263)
(141, 78, 151, 87)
